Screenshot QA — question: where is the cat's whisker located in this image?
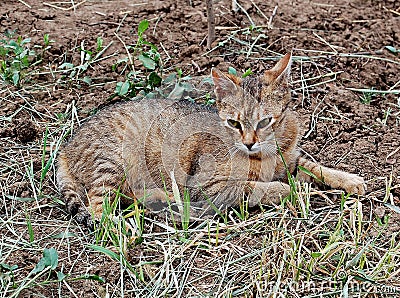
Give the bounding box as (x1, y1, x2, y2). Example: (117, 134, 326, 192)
(227, 146, 240, 158)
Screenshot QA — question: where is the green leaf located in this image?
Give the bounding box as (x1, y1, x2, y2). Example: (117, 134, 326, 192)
(115, 81, 122, 93)
(6, 195, 35, 202)
(31, 257, 47, 274)
(228, 66, 237, 75)
(83, 76, 92, 85)
(12, 72, 19, 85)
(242, 68, 253, 78)
(383, 202, 400, 214)
(201, 77, 213, 85)
(148, 72, 162, 87)
(21, 38, 31, 45)
(96, 36, 103, 51)
(9, 40, 18, 49)
(385, 46, 399, 53)
(43, 34, 50, 45)
(181, 82, 193, 92)
(44, 248, 58, 270)
(89, 245, 121, 261)
(59, 62, 74, 70)
(31, 248, 58, 274)
(311, 252, 322, 258)
(57, 271, 66, 281)
(164, 73, 176, 84)
(138, 19, 149, 35)
(0, 263, 18, 271)
(138, 54, 155, 70)
(51, 232, 78, 239)
(119, 80, 130, 96)
(145, 91, 157, 99)
(142, 40, 158, 51)
(73, 274, 105, 283)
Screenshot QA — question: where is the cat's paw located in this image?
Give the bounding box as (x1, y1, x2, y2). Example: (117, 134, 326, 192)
(249, 181, 291, 207)
(341, 173, 366, 195)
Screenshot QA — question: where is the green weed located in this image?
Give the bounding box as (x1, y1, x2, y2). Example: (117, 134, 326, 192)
(9, 248, 58, 297)
(232, 195, 250, 221)
(0, 32, 52, 86)
(25, 209, 34, 243)
(91, 189, 144, 281)
(114, 19, 163, 98)
(359, 90, 375, 104)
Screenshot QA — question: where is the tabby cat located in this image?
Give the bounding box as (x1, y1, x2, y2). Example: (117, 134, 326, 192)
(56, 53, 366, 226)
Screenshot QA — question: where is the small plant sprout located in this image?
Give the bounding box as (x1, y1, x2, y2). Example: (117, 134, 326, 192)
(10, 248, 60, 297)
(114, 19, 163, 98)
(0, 36, 36, 86)
(232, 194, 249, 221)
(359, 90, 375, 104)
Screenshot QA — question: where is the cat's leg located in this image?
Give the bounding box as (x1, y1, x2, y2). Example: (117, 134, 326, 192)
(57, 154, 93, 227)
(133, 188, 174, 214)
(58, 153, 129, 229)
(246, 181, 291, 207)
(297, 157, 366, 195)
(187, 181, 291, 218)
(134, 188, 202, 221)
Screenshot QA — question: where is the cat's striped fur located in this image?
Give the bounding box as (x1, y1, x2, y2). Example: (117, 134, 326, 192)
(57, 53, 366, 227)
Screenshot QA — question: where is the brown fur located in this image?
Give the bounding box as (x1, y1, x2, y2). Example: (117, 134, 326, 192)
(57, 53, 366, 226)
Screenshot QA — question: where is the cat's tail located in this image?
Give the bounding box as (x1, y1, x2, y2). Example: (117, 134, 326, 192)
(56, 152, 95, 230)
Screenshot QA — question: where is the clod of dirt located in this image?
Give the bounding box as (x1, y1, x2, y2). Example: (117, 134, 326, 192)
(181, 44, 201, 58)
(11, 114, 38, 143)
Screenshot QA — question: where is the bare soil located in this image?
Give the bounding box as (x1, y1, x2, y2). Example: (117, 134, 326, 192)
(1, 0, 399, 297)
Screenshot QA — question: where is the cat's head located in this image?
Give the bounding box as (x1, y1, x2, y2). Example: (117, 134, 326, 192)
(211, 53, 292, 156)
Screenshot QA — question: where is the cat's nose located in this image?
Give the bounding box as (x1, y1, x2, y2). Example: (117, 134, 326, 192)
(244, 143, 255, 151)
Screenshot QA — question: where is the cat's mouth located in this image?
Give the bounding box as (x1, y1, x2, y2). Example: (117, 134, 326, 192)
(238, 141, 277, 156)
(240, 143, 262, 155)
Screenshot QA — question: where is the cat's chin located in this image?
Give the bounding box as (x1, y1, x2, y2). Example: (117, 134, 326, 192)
(247, 150, 261, 155)
(241, 147, 262, 155)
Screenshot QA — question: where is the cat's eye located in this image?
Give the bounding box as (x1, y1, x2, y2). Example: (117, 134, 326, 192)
(257, 117, 272, 130)
(227, 119, 242, 130)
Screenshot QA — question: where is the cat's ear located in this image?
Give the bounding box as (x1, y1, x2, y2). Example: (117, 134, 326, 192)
(211, 68, 240, 100)
(263, 52, 292, 85)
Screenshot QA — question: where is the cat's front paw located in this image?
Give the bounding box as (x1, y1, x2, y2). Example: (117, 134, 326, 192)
(341, 173, 366, 195)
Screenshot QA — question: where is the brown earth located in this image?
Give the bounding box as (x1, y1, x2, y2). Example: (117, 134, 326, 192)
(1, 0, 399, 297)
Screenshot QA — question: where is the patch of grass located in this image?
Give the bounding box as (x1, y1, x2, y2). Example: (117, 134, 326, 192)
(0, 32, 52, 86)
(58, 35, 113, 86)
(359, 89, 375, 104)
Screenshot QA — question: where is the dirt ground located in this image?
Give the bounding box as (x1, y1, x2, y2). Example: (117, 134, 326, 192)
(1, 0, 400, 297)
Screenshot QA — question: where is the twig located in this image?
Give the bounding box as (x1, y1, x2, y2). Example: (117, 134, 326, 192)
(383, 6, 400, 16)
(246, 33, 266, 58)
(159, 42, 171, 61)
(43, 0, 87, 11)
(386, 146, 400, 162)
(206, 0, 216, 49)
(249, 0, 269, 22)
(268, 5, 278, 29)
(17, 0, 31, 8)
(345, 88, 400, 94)
(312, 32, 343, 53)
(191, 60, 201, 73)
(116, 14, 127, 33)
(235, 1, 255, 27)
(113, 32, 134, 72)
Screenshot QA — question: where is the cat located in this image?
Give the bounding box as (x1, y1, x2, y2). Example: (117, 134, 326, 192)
(56, 53, 366, 227)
